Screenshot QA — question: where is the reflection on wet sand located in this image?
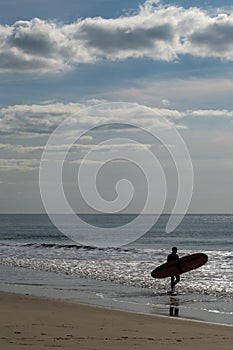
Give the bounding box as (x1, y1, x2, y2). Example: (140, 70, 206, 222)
(169, 295, 179, 317)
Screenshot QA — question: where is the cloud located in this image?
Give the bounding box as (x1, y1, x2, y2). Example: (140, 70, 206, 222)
(2, 2, 233, 73)
(2, 100, 233, 140)
(161, 99, 171, 106)
(0, 101, 177, 138)
(0, 142, 92, 156)
(76, 18, 174, 60)
(0, 102, 85, 136)
(1, 100, 233, 174)
(0, 159, 39, 172)
(188, 109, 233, 117)
(187, 14, 233, 59)
(83, 142, 152, 153)
(79, 135, 93, 142)
(0, 143, 46, 155)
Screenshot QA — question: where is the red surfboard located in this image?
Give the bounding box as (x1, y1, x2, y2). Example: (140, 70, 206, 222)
(151, 253, 208, 279)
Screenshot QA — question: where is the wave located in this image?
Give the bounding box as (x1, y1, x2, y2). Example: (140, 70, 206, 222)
(0, 241, 136, 253)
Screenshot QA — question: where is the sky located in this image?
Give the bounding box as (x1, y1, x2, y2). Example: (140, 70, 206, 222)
(1, 0, 233, 214)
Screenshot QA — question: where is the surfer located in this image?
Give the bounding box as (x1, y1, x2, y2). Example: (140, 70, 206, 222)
(167, 247, 182, 292)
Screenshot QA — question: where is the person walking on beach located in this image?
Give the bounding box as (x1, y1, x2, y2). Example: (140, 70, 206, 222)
(167, 247, 182, 292)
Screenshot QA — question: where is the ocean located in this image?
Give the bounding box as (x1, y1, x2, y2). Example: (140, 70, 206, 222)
(0, 214, 232, 325)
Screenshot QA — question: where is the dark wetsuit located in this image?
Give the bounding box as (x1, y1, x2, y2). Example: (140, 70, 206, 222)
(167, 252, 182, 290)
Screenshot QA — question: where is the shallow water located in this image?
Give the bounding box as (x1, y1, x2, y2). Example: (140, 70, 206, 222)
(0, 265, 232, 325)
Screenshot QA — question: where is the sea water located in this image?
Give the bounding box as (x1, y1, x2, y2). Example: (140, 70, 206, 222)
(0, 214, 232, 325)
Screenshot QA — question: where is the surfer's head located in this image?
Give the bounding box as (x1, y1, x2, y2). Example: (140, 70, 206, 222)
(172, 246, 177, 253)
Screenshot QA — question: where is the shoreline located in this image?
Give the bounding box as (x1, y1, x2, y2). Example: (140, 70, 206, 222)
(0, 264, 232, 327)
(2, 289, 233, 329)
(1, 291, 232, 350)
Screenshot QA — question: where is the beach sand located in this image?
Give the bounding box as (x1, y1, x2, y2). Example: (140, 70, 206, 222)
(0, 292, 232, 350)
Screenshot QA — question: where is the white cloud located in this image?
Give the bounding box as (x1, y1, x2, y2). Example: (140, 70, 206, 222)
(0, 159, 39, 172)
(0, 101, 177, 138)
(79, 135, 93, 142)
(188, 109, 233, 117)
(161, 99, 171, 106)
(1, 101, 233, 140)
(85, 142, 152, 153)
(0, 142, 94, 156)
(2, 3, 233, 73)
(0, 102, 85, 136)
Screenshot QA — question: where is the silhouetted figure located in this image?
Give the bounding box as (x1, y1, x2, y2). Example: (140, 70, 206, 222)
(167, 247, 182, 292)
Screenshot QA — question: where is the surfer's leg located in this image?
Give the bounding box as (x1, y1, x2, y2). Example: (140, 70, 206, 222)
(174, 275, 180, 286)
(171, 276, 175, 290)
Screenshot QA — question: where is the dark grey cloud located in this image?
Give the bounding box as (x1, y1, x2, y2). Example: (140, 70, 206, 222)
(0, 18, 71, 73)
(9, 29, 55, 57)
(189, 22, 233, 53)
(0, 49, 54, 71)
(79, 22, 174, 53)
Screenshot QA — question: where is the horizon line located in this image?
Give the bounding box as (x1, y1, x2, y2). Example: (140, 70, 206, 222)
(0, 212, 232, 215)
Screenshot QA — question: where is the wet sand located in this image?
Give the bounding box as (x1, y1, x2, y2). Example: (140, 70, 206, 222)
(0, 292, 232, 349)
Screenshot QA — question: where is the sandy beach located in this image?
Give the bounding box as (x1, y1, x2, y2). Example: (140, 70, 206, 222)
(0, 292, 232, 350)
